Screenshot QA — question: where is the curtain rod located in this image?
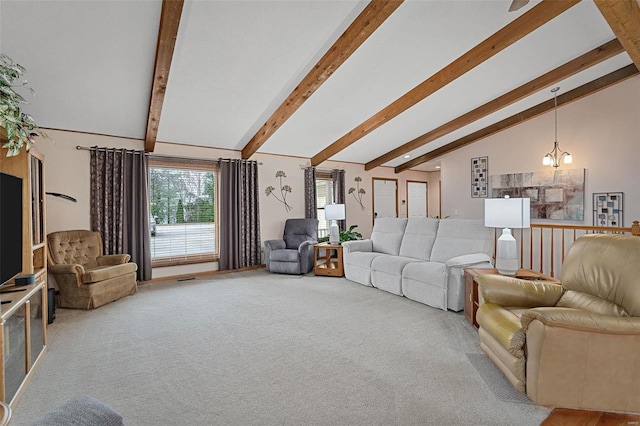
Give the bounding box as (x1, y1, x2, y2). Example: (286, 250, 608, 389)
(75, 146, 262, 165)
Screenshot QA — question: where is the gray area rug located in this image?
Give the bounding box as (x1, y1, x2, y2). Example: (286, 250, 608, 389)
(466, 353, 532, 404)
(12, 270, 550, 425)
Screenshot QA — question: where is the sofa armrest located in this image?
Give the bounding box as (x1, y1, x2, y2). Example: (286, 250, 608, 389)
(264, 240, 286, 251)
(299, 240, 318, 273)
(445, 253, 492, 268)
(341, 239, 372, 254)
(49, 263, 85, 276)
(477, 274, 564, 308)
(263, 239, 286, 271)
(298, 239, 317, 253)
(522, 307, 640, 334)
(97, 254, 131, 266)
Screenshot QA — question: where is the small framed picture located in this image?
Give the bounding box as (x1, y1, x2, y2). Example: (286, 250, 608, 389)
(471, 156, 488, 198)
(593, 192, 623, 227)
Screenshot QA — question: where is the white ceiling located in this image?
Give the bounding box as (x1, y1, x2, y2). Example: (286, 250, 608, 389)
(0, 1, 633, 172)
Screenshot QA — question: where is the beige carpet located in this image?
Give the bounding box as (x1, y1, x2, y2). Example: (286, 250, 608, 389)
(12, 270, 550, 425)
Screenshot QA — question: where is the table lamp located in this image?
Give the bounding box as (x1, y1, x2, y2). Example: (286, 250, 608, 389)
(325, 203, 345, 245)
(484, 197, 530, 275)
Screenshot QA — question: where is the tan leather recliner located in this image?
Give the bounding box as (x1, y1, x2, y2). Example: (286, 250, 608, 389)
(476, 233, 640, 412)
(47, 230, 138, 309)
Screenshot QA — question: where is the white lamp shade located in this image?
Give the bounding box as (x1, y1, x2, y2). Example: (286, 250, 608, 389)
(484, 198, 531, 229)
(325, 204, 345, 221)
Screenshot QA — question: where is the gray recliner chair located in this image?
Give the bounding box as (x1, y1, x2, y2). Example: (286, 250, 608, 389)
(264, 219, 319, 274)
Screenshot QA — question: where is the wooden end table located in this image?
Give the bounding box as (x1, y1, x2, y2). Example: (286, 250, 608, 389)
(313, 243, 344, 277)
(463, 268, 560, 328)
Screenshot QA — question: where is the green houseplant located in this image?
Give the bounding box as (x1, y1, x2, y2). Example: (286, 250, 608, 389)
(0, 53, 49, 156)
(318, 225, 362, 243)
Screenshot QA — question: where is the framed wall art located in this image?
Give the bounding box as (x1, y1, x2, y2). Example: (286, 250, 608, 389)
(593, 192, 623, 227)
(471, 156, 488, 198)
(490, 168, 585, 221)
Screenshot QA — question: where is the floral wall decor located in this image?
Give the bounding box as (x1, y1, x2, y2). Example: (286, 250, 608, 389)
(265, 170, 292, 211)
(348, 176, 366, 209)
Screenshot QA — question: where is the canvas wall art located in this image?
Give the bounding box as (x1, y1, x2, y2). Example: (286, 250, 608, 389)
(490, 168, 585, 220)
(593, 192, 623, 227)
(471, 156, 488, 198)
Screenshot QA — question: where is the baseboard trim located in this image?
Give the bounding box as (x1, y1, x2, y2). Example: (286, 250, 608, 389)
(139, 264, 265, 285)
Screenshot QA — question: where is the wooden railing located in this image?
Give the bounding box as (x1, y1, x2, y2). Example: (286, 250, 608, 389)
(492, 220, 640, 279)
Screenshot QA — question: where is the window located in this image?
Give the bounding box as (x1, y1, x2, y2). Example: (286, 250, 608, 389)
(149, 158, 218, 267)
(315, 172, 334, 238)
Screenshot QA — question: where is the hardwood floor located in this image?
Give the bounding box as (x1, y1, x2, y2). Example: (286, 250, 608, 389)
(542, 408, 640, 425)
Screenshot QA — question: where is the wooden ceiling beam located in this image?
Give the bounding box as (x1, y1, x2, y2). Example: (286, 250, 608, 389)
(144, 0, 184, 153)
(240, 0, 404, 159)
(395, 64, 639, 173)
(594, 0, 640, 69)
(365, 39, 624, 170)
(310, 0, 580, 167)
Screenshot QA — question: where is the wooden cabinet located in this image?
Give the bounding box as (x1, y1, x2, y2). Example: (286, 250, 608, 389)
(313, 243, 344, 277)
(0, 281, 47, 408)
(464, 268, 560, 328)
(0, 148, 48, 408)
(0, 148, 47, 285)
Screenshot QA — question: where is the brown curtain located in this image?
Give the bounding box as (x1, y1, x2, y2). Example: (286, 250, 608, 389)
(90, 147, 152, 281)
(304, 166, 317, 219)
(219, 159, 261, 270)
(332, 169, 346, 230)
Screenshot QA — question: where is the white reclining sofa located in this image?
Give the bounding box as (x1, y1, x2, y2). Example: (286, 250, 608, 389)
(342, 217, 492, 311)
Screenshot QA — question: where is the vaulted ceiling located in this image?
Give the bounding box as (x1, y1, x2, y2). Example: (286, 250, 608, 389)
(1, 0, 638, 172)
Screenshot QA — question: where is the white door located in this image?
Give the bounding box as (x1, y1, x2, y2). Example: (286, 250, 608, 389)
(407, 181, 428, 217)
(373, 178, 397, 220)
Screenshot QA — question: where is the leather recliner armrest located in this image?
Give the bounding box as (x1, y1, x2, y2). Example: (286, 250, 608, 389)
(521, 307, 640, 334)
(477, 274, 563, 308)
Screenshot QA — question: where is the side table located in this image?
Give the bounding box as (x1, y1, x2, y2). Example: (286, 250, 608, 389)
(313, 243, 344, 277)
(463, 268, 560, 328)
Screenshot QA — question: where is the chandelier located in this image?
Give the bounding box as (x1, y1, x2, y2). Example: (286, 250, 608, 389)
(542, 87, 572, 168)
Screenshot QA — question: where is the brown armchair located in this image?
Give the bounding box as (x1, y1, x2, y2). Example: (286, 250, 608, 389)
(47, 230, 138, 309)
(476, 234, 640, 412)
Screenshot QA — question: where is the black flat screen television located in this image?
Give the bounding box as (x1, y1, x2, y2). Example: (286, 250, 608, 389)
(0, 172, 23, 286)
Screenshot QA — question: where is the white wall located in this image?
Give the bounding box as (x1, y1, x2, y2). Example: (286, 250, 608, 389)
(440, 75, 640, 225)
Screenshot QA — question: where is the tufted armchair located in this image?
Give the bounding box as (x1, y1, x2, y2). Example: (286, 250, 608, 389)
(476, 234, 640, 412)
(264, 219, 319, 274)
(47, 230, 138, 309)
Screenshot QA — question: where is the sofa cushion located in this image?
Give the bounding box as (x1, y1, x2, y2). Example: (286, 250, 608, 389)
(430, 219, 490, 263)
(269, 249, 300, 263)
(82, 263, 138, 284)
(398, 217, 439, 260)
(401, 261, 448, 309)
(556, 290, 628, 317)
(371, 255, 419, 295)
(344, 252, 384, 286)
(284, 235, 312, 250)
(371, 218, 408, 255)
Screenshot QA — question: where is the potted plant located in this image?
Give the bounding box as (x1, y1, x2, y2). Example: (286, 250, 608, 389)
(0, 53, 49, 156)
(318, 225, 362, 243)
